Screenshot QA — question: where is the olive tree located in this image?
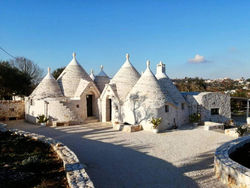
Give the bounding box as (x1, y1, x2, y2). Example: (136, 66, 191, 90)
(10, 57, 44, 84)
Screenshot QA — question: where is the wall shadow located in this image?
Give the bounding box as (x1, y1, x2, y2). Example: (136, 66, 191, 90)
(6, 121, 198, 188)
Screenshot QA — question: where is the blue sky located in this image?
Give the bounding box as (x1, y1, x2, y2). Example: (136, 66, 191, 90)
(0, 0, 249, 79)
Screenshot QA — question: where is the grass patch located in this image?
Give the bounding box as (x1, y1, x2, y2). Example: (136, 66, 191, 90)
(0, 131, 68, 188)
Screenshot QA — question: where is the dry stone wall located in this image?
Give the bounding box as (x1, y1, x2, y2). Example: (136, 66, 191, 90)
(0, 123, 94, 188)
(198, 93, 231, 122)
(185, 92, 231, 123)
(214, 136, 250, 188)
(0, 100, 25, 120)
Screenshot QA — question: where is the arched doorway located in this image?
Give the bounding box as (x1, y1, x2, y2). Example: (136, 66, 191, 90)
(106, 98, 112, 122)
(86, 94, 93, 117)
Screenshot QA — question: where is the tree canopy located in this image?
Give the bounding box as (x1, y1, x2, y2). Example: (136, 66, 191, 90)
(10, 57, 44, 84)
(0, 61, 33, 99)
(52, 67, 65, 79)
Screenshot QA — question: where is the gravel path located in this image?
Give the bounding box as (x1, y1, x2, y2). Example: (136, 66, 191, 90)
(6, 120, 234, 188)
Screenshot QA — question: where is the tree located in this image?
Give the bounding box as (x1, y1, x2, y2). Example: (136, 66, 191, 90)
(0, 61, 33, 99)
(52, 67, 65, 79)
(10, 57, 44, 85)
(231, 90, 247, 98)
(174, 77, 207, 92)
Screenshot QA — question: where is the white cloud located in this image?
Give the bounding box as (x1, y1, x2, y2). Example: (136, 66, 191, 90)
(229, 47, 237, 53)
(188, 54, 209, 64)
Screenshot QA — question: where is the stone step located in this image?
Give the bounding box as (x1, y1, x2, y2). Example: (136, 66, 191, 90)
(87, 116, 98, 120)
(84, 117, 99, 123)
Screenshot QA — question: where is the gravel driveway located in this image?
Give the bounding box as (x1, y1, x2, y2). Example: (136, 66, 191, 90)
(6, 120, 234, 188)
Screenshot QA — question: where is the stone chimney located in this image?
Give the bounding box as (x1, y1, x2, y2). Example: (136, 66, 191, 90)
(156, 61, 166, 75)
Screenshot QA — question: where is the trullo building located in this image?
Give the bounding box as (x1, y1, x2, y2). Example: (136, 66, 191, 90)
(25, 53, 231, 131)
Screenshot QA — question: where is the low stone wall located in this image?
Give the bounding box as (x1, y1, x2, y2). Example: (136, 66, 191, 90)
(224, 128, 240, 138)
(214, 136, 250, 188)
(0, 123, 94, 188)
(0, 100, 25, 120)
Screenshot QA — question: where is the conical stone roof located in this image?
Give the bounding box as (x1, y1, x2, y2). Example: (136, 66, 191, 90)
(94, 65, 110, 93)
(110, 54, 140, 102)
(30, 68, 63, 99)
(155, 61, 186, 105)
(57, 53, 93, 97)
(96, 65, 108, 77)
(127, 61, 172, 108)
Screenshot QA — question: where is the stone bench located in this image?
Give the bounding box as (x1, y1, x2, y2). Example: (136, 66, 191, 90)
(112, 123, 143, 133)
(203, 121, 224, 131)
(122, 125, 143, 133)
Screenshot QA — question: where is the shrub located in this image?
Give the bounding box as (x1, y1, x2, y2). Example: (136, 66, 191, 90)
(150, 117, 162, 129)
(189, 113, 201, 123)
(36, 115, 48, 124)
(236, 125, 248, 137)
(21, 155, 40, 169)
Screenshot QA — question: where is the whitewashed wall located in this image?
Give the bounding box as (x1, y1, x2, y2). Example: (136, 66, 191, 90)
(25, 98, 78, 124)
(185, 92, 231, 123)
(100, 85, 121, 123)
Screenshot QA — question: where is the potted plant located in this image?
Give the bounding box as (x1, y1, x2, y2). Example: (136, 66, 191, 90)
(189, 113, 201, 126)
(151, 117, 162, 133)
(36, 115, 49, 126)
(236, 125, 248, 137)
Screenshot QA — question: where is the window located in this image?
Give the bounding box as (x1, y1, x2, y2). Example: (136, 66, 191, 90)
(181, 103, 185, 110)
(211, 108, 219, 115)
(165, 105, 169, 112)
(9, 108, 14, 112)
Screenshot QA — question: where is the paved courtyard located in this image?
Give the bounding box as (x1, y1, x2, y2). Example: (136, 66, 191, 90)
(6, 120, 234, 188)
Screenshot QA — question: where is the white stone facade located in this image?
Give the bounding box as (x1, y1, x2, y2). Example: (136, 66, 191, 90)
(184, 92, 231, 123)
(99, 56, 190, 131)
(25, 53, 100, 125)
(25, 53, 231, 132)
